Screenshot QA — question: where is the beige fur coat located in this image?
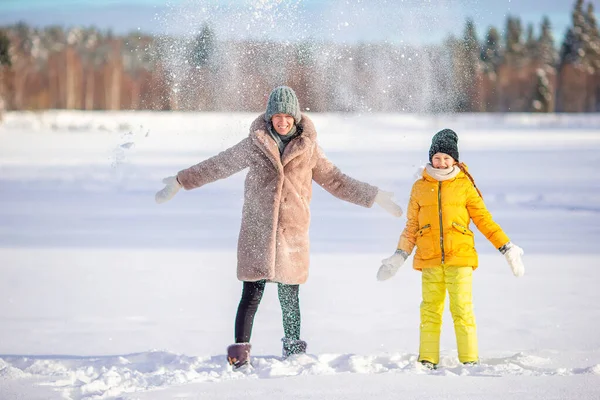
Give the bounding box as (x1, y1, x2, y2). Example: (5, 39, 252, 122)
(177, 113, 378, 284)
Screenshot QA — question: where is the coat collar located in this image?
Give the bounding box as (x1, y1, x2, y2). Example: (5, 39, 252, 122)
(249, 113, 317, 170)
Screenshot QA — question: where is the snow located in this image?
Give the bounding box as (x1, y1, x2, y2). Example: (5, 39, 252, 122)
(0, 111, 599, 399)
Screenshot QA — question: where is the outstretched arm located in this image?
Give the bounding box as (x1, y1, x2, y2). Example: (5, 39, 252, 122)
(311, 146, 378, 208)
(177, 137, 252, 190)
(377, 184, 417, 281)
(465, 184, 509, 249)
(466, 184, 525, 277)
(397, 184, 419, 255)
(155, 138, 251, 204)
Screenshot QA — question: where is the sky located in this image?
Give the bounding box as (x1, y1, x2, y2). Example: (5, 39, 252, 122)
(0, 0, 591, 45)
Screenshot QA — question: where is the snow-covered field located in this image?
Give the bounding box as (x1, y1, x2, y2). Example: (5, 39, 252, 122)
(0, 111, 599, 399)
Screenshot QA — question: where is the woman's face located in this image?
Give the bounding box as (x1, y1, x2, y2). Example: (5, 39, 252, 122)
(271, 114, 295, 135)
(431, 152, 456, 169)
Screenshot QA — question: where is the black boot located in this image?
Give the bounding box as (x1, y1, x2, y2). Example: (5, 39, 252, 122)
(227, 343, 251, 368)
(420, 360, 438, 370)
(282, 338, 307, 358)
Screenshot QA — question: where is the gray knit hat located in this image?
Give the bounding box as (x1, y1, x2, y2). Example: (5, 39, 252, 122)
(429, 129, 459, 162)
(265, 86, 302, 124)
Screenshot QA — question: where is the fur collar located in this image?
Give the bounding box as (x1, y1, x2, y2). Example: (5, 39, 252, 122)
(249, 113, 317, 170)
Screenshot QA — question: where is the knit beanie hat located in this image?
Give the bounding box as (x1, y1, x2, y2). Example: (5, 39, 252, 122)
(429, 129, 459, 162)
(265, 86, 302, 124)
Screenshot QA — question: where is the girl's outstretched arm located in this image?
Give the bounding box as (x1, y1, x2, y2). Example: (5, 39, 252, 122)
(465, 184, 510, 249)
(377, 184, 417, 281)
(397, 184, 420, 254)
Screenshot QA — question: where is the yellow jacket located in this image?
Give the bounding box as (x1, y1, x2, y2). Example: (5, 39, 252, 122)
(398, 165, 509, 270)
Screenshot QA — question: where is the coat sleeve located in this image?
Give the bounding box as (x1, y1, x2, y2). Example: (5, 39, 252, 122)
(177, 137, 251, 190)
(465, 184, 510, 249)
(312, 146, 378, 207)
(397, 183, 419, 254)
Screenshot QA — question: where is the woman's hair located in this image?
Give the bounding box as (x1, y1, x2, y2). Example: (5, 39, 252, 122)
(457, 163, 483, 199)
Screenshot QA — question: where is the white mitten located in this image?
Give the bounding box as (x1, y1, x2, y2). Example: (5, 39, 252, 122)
(374, 190, 403, 217)
(377, 250, 408, 281)
(500, 242, 525, 277)
(155, 176, 181, 204)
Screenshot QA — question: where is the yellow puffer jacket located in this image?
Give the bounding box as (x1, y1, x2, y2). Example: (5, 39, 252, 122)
(397, 164, 509, 270)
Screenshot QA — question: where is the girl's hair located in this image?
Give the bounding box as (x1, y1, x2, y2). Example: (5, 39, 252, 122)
(457, 163, 483, 199)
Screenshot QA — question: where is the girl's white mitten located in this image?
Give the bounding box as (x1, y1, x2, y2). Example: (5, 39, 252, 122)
(500, 242, 525, 277)
(377, 250, 408, 281)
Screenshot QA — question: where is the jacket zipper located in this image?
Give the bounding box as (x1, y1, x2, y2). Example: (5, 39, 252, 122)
(438, 181, 445, 264)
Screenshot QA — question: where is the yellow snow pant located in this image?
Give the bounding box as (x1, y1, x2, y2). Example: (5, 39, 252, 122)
(418, 265, 478, 365)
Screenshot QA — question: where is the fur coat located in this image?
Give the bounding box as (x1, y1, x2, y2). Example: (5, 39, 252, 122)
(177, 113, 378, 284)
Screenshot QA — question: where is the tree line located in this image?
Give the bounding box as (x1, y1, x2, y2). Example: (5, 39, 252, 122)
(0, 0, 598, 114)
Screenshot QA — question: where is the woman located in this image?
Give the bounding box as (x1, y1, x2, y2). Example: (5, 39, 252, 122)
(156, 86, 403, 368)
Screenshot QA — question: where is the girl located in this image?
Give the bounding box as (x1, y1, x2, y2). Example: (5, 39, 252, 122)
(155, 86, 403, 368)
(377, 128, 524, 370)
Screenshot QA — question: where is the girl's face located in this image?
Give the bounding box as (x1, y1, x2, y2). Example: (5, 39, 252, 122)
(271, 114, 295, 135)
(431, 152, 456, 169)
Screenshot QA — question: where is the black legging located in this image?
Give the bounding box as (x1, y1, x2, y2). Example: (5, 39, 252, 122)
(234, 280, 300, 343)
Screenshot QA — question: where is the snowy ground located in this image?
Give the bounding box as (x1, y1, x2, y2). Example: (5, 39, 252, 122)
(0, 111, 599, 399)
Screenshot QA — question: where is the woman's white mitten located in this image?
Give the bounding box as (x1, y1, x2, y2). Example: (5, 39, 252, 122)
(155, 176, 181, 204)
(374, 190, 404, 217)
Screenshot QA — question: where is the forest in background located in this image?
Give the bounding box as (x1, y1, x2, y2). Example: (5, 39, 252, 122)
(0, 0, 598, 114)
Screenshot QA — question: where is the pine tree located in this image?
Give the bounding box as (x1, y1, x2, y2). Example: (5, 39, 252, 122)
(0, 29, 10, 121)
(573, 0, 588, 38)
(190, 23, 215, 68)
(525, 23, 537, 57)
(481, 26, 501, 71)
(585, 3, 600, 70)
(538, 16, 558, 66)
(454, 18, 481, 111)
(463, 19, 480, 64)
(560, 28, 578, 64)
(0, 30, 10, 67)
(561, 0, 586, 65)
(505, 16, 525, 63)
(532, 68, 552, 112)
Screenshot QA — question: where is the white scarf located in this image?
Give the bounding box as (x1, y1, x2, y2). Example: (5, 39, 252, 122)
(425, 163, 460, 181)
